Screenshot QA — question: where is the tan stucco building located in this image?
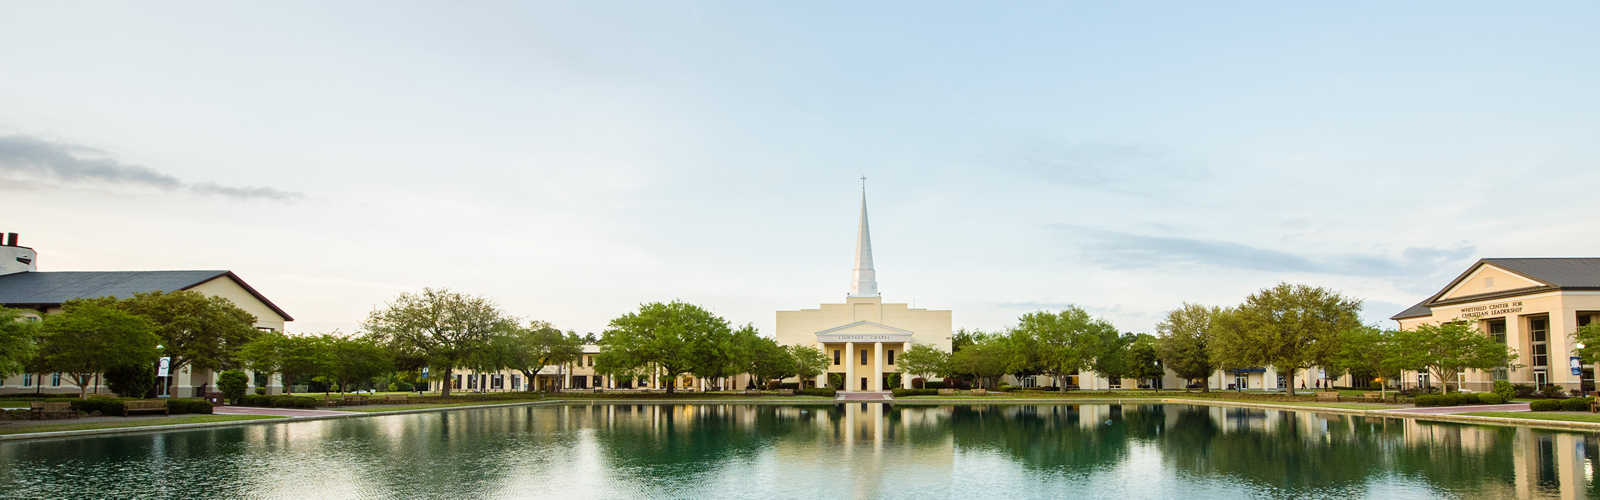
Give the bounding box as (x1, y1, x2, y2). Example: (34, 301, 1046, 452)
(0, 233, 293, 397)
(775, 192, 953, 392)
(1392, 258, 1600, 392)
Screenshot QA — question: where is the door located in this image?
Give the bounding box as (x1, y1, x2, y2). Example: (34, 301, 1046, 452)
(860, 377, 867, 391)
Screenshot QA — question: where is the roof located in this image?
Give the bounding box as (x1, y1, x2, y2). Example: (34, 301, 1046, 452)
(0, 270, 293, 321)
(1390, 258, 1600, 321)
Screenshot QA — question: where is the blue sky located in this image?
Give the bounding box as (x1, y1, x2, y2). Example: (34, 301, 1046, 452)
(2, 2, 1598, 336)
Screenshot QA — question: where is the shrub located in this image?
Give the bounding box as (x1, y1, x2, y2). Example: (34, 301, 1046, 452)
(778, 382, 801, 390)
(1476, 393, 1503, 405)
(923, 381, 945, 389)
(238, 394, 319, 409)
(1413, 395, 1448, 407)
(796, 388, 836, 397)
(1562, 397, 1594, 412)
(69, 397, 128, 416)
(1492, 381, 1516, 402)
(1541, 385, 1567, 399)
(1530, 399, 1564, 411)
(892, 388, 941, 397)
(255, 387, 267, 396)
(104, 363, 156, 398)
(912, 377, 926, 389)
(167, 399, 213, 415)
(1514, 384, 1536, 398)
(218, 370, 249, 404)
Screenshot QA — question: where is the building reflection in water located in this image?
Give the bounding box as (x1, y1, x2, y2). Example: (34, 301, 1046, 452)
(0, 403, 1596, 499)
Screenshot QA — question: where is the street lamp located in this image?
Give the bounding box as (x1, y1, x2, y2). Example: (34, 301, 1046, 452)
(1578, 343, 1588, 396)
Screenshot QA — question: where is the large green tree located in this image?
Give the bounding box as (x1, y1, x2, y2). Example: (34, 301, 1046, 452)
(0, 307, 39, 379)
(895, 344, 950, 387)
(596, 301, 732, 394)
(742, 334, 794, 390)
(493, 321, 584, 392)
(36, 302, 161, 399)
(1208, 284, 1361, 396)
(239, 331, 334, 395)
(323, 334, 394, 394)
(362, 288, 518, 396)
(1393, 321, 1518, 394)
(1157, 303, 1222, 392)
(950, 332, 1012, 389)
(1124, 334, 1165, 388)
(1331, 325, 1405, 399)
(789, 345, 830, 389)
(1010, 307, 1117, 392)
(113, 290, 261, 395)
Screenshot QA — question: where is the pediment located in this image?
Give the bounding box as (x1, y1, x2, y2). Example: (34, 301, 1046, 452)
(1438, 262, 1544, 301)
(816, 321, 913, 335)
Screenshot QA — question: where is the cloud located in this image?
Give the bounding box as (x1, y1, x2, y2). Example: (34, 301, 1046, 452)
(993, 140, 1208, 195)
(0, 134, 303, 201)
(1058, 225, 1476, 280)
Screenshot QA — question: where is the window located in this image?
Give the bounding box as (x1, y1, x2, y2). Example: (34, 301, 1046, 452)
(1487, 319, 1507, 343)
(512, 375, 521, 390)
(491, 374, 503, 389)
(467, 375, 478, 389)
(452, 375, 461, 389)
(860, 349, 869, 366)
(22, 373, 31, 387)
(587, 356, 594, 367)
(887, 350, 895, 365)
(1531, 317, 1549, 367)
(1109, 376, 1122, 387)
(51, 372, 60, 387)
(834, 350, 841, 365)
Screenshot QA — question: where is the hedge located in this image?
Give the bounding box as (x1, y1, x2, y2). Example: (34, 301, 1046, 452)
(1476, 393, 1503, 405)
(167, 398, 213, 414)
(1529, 397, 1594, 412)
(238, 394, 319, 409)
(10, 397, 208, 415)
(892, 388, 941, 397)
(796, 388, 836, 397)
(1414, 393, 1487, 407)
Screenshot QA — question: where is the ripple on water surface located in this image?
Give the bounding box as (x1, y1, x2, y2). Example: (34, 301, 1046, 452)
(0, 403, 1591, 499)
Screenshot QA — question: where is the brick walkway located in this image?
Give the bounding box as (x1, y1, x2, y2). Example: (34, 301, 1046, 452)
(1382, 403, 1530, 415)
(212, 406, 352, 418)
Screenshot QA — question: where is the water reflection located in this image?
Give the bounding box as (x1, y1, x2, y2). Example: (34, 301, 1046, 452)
(0, 403, 1595, 499)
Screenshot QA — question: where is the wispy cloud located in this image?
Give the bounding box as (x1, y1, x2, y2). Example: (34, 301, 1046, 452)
(1056, 224, 1476, 281)
(0, 134, 303, 201)
(990, 139, 1208, 195)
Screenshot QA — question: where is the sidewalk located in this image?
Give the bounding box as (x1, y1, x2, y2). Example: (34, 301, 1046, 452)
(836, 392, 892, 402)
(1381, 403, 1530, 415)
(213, 406, 352, 418)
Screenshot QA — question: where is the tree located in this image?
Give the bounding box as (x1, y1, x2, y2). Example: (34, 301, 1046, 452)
(690, 323, 754, 391)
(494, 321, 583, 392)
(114, 290, 261, 396)
(1331, 325, 1404, 399)
(323, 334, 394, 394)
(1124, 334, 1165, 388)
(1090, 332, 1135, 389)
(104, 363, 156, 398)
(789, 345, 830, 388)
(1157, 303, 1221, 392)
(239, 332, 332, 395)
(596, 301, 732, 394)
(1010, 307, 1117, 392)
(1393, 321, 1518, 394)
(896, 344, 950, 387)
(1572, 322, 1600, 367)
(362, 288, 518, 397)
(217, 370, 249, 404)
(0, 307, 40, 379)
(743, 334, 795, 389)
(1208, 284, 1361, 396)
(36, 302, 161, 399)
(950, 332, 1012, 389)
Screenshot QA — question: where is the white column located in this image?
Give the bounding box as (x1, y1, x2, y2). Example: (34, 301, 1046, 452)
(902, 342, 913, 388)
(873, 342, 884, 391)
(816, 342, 828, 388)
(845, 342, 856, 392)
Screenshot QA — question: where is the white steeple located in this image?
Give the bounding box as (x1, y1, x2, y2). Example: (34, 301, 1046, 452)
(849, 181, 879, 297)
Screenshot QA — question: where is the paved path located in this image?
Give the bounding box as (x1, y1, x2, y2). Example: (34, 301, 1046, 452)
(836, 392, 893, 402)
(1382, 403, 1530, 415)
(213, 406, 353, 418)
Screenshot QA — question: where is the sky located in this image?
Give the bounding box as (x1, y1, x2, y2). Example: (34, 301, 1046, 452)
(2, 2, 1598, 337)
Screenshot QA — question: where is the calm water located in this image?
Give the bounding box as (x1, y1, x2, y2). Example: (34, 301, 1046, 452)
(0, 403, 1595, 499)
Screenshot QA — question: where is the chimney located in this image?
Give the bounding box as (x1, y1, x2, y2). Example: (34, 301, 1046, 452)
(0, 233, 34, 275)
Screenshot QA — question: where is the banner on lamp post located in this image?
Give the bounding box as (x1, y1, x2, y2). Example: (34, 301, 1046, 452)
(1572, 357, 1582, 377)
(157, 357, 171, 377)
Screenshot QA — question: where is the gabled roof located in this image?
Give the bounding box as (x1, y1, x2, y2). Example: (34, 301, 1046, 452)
(0, 270, 293, 321)
(1390, 258, 1600, 320)
(815, 321, 914, 335)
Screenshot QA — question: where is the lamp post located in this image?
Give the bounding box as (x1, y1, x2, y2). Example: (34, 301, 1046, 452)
(1577, 343, 1588, 397)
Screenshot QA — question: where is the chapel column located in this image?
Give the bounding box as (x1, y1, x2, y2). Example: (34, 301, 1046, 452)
(902, 342, 913, 388)
(873, 342, 885, 391)
(845, 342, 856, 392)
(816, 342, 828, 388)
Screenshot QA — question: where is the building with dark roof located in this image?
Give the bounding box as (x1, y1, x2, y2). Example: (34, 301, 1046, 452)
(0, 233, 292, 396)
(1392, 258, 1600, 393)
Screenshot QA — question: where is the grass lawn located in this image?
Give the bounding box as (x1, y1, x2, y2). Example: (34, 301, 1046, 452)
(0, 415, 283, 435)
(1218, 401, 1402, 410)
(1454, 411, 1600, 424)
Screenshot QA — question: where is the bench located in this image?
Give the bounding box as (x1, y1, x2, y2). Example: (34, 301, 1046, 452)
(342, 394, 369, 406)
(971, 389, 988, 396)
(123, 400, 169, 417)
(1591, 399, 1600, 413)
(31, 401, 77, 420)
(938, 388, 955, 395)
(1315, 392, 1341, 402)
(777, 389, 794, 395)
(383, 394, 409, 404)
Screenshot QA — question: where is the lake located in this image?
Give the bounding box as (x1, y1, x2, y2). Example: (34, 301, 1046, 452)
(0, 402, 1592, 499)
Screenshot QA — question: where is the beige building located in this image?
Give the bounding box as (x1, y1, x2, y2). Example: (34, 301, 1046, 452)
(775, 191, 953, 392)
(0, 233, 293, 396)
(1392, 258, 1600, 393)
